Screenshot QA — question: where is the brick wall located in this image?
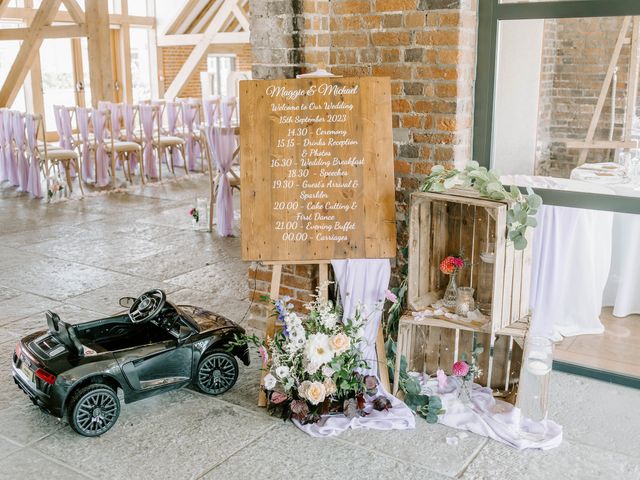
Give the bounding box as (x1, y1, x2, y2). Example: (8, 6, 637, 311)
(246, 0, 478, 331)
(160, 43, 253, 98)
(536, 17, 635, 177)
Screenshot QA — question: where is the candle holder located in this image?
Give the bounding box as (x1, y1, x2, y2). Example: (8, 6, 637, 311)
(455, 287, 475, 317)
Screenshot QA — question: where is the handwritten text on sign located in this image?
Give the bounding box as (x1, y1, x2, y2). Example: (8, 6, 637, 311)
(240, 77, 396, 262)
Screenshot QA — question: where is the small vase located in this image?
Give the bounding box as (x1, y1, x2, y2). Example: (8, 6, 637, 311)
(191, 218, 198, 230)
(458, 378, 473, 405)
(443, 272, 458, 308)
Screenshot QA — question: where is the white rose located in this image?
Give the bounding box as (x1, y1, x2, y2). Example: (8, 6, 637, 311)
(321, 365, 335, 378)
(304, 333, 335, 366)
(305, 381, 326, 405)
(323, 378, 336, 396)
(275, 366, 290, 379)
(306, 362, 321, 375)
(298, 380, 311, 398)
(263, 373, 277, 390)
(329, 333, 351, 354)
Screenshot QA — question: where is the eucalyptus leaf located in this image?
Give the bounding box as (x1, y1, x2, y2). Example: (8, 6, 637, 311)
(513, 235, 528, 250)
(525, 216, 538, 228)
(443, 176, 459, 189)
(431, 165, 445, 173)
(528, 194, 542, 209)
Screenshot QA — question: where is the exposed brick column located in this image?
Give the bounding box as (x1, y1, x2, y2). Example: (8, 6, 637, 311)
(245, 0, 479, 329)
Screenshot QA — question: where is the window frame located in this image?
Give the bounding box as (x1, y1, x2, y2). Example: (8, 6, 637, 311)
(474, 0, 640, 214)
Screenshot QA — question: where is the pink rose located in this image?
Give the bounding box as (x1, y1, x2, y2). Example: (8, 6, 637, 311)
(452, 361, 470, 377)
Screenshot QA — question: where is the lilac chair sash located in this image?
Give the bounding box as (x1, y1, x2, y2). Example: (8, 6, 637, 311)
(25, 115, 42, 198)
(4, 110, 19, 186)
(166, 102, 183, 167)
(59, 107, 74, 150)
(203, 97, 219, 126)
(207, 99, 237, 236)
(76, 107, 93, 182)
(139, 105, 158, 178)
(0, 110, 6, 183)
(122, 104, 139, 171)
(92, 109, 110, 187)
(13, 112, 29, 192)
(97, 100, 110, 112)
(182, 101, 200, 170)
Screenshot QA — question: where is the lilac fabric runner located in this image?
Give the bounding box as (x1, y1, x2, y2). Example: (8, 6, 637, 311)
(122, 104, 139, 173)
(166, 102, 183, 167)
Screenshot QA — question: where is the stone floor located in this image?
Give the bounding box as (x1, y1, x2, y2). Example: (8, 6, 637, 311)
(1, 176, 639, 480)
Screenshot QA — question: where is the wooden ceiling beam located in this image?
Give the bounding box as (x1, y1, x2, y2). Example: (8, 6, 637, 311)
(0, 0, 63, 107)
(164, 0, 209, 35)
(86, 0, 114, 106)
(0, 6, 154, 27)
(0, 0, 11, 19)
(157, 31, 249, 47)
(0, 23, 87, 40)
(164, 0, 235, 99)
(61, 0, 84, 24)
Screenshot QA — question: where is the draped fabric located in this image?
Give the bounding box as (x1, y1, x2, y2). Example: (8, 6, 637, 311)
(122, 104, 139, 172)
(52, 105, 65, 148)
(207, 99, 236, 236)
(203, 97, 219, 126)
(110, 104, 122, 168)
(182, 101, 200, 171)
(293, 259, 415, 437)
(166, 102, 183, 167)
(92, 109, 110, 187)
(97, 100, 110, 111)
(55, 106, 76, 178)
(139, 105, 158, 179)
(25, 115, 42, 198)
(0, 110, 6, 182)
(4, 110, 19, 186)
(76, 107, 93, 182)
(13, 112, 29, 192)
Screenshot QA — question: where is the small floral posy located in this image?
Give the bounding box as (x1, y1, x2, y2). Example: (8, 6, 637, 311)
(47, 182, 64, 202)
(231, 291, 382, 424)
(189, 207, 200, 223)
(439, 255, 465, 275)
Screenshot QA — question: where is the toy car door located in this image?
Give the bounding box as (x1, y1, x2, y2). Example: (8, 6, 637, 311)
(115, 340, 193, 391)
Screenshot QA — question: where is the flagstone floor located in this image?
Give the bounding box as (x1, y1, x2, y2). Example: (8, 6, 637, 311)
(0, 176, 639, 480)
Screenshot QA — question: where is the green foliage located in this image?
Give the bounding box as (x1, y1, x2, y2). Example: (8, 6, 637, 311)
(385, 338, 445, 424)
(421, 161, 542, 250)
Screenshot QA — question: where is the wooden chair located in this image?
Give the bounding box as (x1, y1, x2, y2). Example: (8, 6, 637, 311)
(33, 114, 84, 196)
(100, 108, 144, 187)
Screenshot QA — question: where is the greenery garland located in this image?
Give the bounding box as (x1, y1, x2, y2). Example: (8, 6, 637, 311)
(421, 161, 542, 250)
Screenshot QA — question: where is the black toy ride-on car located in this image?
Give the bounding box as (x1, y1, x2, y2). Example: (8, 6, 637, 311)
(11, 289, 249, 437)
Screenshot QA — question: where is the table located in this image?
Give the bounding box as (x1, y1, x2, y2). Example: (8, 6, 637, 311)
(570, 164, 640, 318)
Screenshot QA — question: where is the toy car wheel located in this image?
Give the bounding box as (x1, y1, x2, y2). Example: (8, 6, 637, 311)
(196, 351, 238, 395)
(68, 384, 120, 437)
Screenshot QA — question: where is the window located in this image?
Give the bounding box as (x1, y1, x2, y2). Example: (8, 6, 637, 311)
(475, 0, 640, 213)
(207, 55, 236, 97)
(0, 21, 26, 110)
(129, 28, 152, 102)
(40, 38, 76, 129)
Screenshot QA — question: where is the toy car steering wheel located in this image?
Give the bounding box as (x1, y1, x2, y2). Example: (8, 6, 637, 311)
(128, 289, 166, 323)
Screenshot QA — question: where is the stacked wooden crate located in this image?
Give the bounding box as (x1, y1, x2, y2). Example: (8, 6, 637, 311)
(393, 189, 533, 402)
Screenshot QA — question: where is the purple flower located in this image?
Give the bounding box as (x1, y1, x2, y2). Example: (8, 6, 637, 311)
(258, 345, 269, 366)
(452, 361, 470, 377)
(385, 289, 398, 303)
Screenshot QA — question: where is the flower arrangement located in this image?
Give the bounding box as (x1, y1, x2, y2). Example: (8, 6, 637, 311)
(235, 295, 388, 424)
(421, 161, 542, 250)
(439, 255, 465, 275)
(47, 182, 64, 202)
(189, 207, 200, 223)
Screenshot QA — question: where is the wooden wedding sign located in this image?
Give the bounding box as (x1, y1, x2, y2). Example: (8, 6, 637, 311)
(239, 76, 396, 404)
(239, 76, 396, 262)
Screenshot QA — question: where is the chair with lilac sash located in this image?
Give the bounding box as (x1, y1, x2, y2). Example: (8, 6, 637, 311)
(0, 109, 7, 183)
(25, 114, 43, 198)
(162, 101, 186, 174)
(205, 97, 240, 236)
(4, 109, 19, 187)
(121, 104, 145, 183)
(180, 98, 204, 172)
(75, 107, 94, 183)
(13, 111, 29, 192)
(138, 104, 160, 180)
(102, 107, 143, 186)
(90, 108, 111, 188)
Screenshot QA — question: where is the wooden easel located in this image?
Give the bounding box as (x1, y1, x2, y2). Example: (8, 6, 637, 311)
(562, 16, 640, 163)
(258, 260, 391, 406)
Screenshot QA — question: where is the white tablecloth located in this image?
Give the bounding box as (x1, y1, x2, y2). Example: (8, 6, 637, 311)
(501, 175, 619, 340)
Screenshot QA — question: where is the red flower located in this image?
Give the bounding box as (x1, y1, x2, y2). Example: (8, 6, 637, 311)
(440, 255, 464, 274)
(452, 361, 470, 377)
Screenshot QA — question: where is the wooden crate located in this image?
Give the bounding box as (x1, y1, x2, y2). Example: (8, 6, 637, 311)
(407, 189, 533, 334)
(393, 313, 528, 402)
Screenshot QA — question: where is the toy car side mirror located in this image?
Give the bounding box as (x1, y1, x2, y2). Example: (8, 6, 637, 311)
(178, 325, 192, 344)
(119, 296, 136, 309)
